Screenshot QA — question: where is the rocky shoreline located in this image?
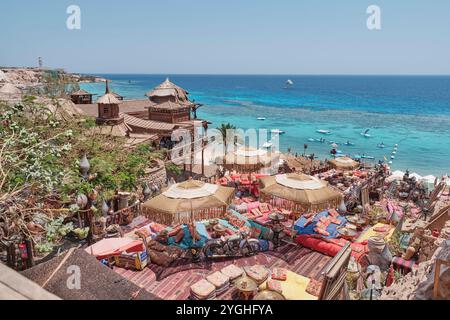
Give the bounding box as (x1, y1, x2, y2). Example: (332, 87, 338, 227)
(0, 67, 106, 88)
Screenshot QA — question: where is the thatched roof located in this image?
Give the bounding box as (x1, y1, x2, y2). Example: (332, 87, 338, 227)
(0, 83, 21, 95)
(328, 157, 359, 170)
(71, 89, 92, 96)
(97, 80, 122, 104)
(145, 78, 189, 101)
(97, 93, 121, 104)
(148, 100, 192, 111)
(21, 249, 159, 300)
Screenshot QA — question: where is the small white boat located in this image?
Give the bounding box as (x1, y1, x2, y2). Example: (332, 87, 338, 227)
(361, 129, 371, 138)
(388, 161, 393, 164)
(391, 155, 395, 159)
(284, 79, 294, 89)
(257, 117, 266, 121)
(316, 129, 331, 135)
(392, 151, 397, 155)
(377, 143, 385, 148)
(262, 142, 273, 148)
(271, 129, 285, 135)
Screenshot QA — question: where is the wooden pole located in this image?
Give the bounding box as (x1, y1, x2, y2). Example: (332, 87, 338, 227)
(25, 239, 34, 269)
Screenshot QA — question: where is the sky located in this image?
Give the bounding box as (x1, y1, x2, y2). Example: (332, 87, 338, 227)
(1, 0, 449, 75)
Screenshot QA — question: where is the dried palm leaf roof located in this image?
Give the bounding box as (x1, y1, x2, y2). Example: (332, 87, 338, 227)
(145, 78, 189, 101)
(97, 93, 121, 104)
(71, 89, 92, 96)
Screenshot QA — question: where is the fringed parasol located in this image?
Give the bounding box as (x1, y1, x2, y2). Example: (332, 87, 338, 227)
(141, 179, 235, 225)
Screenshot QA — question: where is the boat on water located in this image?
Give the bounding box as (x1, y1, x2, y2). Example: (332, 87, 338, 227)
(257, 117, 266, 121)
(262, 142, 273, 148)
(361, 129, 371, 138)
(377, 143, 386, 148)
(316, 129, 331, 135)
(271, 129, 285, 135)
(344, 141, 355, 146)
(284, 79, 294, 89)
(354, 154, 375, 160)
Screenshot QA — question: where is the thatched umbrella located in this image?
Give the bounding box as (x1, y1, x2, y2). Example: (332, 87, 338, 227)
(328, 157, 359, 171)
(223, 147, 280, 173)
(141, 179, 235, 225)
(259, 173, 342, 214)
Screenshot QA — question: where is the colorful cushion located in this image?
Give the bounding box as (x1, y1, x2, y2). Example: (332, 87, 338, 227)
(266, 279, 283, 293)
(190, 279, 216, 300)
(271, 268, 288, 281)
(221, 265, 244, 281)
(246, 265, 270, 284)
(305, 278, 323, 297)
(206, 271, 230, 288)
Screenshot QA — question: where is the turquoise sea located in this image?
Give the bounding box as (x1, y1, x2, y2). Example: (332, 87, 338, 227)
(80, 75, 450, 176)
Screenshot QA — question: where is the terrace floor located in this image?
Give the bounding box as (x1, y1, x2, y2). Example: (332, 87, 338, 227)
(114, 243, 331, 300)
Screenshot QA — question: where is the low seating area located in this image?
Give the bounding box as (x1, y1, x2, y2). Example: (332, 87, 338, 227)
(190, 265, 245, 300)
(189, 243, 353, 300)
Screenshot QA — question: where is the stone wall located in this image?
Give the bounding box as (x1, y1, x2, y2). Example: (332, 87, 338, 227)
(139, 159, 167, 188)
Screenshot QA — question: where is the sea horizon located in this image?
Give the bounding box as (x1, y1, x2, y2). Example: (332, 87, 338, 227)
(80, 74, 450, 177)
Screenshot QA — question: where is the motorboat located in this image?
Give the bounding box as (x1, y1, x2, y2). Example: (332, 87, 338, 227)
(355, 154, 375, 160)
(316, 129, 331, 135)
(257, 117, 266, 121)
(271, 129, 285, 135)
(377, 143, 385, 148)
(360, 129, 371, 138)
(262, 142, 273, 148)
(284, 79, 294, 89)
(344, 141, 355, 146)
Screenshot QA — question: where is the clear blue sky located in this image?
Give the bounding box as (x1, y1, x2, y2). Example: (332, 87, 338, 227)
(1, 0, 449, 74)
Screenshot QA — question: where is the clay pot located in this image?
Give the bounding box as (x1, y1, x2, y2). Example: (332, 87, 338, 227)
(76, 194, 88, 209)
(89, 189, 98, 201)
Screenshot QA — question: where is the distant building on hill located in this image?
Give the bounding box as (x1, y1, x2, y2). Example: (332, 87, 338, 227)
(70, 89, 93, 104)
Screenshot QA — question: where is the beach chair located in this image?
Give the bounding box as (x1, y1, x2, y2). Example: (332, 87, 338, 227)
(317, 243, 352, 300)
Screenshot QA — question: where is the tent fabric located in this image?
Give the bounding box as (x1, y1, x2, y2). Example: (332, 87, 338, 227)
(259, 173, 342, 213)
(275, 174, 324, 190)
(163, 180, 218, 199)
(328, 157, 359, 170)
(142, 179, 234, 225)
(223, 147, 280, 172)
(386, 170, 405, 182)
(85, 238, 144, 260)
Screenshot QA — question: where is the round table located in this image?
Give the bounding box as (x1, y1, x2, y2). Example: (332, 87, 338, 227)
(254, 290, 286, 300)
(234, 276, 258, 300)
